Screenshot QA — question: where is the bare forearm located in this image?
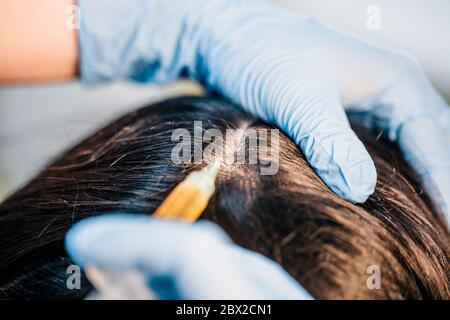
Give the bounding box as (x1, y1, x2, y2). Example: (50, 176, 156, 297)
(0, 0, 78, 83)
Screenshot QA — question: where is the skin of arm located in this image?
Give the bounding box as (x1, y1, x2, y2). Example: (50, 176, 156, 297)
(0, 0, 78, 83)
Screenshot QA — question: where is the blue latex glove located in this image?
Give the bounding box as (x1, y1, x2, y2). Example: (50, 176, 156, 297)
(65, 215, 312, 299)
(79, 0, 449, 217)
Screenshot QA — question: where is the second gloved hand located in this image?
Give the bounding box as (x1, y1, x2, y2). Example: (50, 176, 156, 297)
(65, 215, 312, 300)
(79, 0, 449, 217)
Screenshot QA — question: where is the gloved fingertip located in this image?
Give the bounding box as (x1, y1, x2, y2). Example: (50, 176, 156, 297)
(65, 214, 150, 266)
(335, 157, 377, 203)
(65, 218, 98, 267)
(306, 133, 377, 204)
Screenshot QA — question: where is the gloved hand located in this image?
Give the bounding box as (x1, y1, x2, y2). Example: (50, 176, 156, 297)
(65, 215, 312, 299)
(79, 0, 449, 217)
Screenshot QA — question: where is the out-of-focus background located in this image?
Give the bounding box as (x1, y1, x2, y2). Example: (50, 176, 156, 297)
(1, 0, 449, 201)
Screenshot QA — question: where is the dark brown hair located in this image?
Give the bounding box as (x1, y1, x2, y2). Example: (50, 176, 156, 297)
(0, 97, 448, 299)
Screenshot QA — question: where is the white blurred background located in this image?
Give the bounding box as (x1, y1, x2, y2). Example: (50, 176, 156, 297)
(1, 0, 449, 200)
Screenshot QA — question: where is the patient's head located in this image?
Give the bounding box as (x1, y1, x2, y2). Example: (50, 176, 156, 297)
(0, 97, 448, 299)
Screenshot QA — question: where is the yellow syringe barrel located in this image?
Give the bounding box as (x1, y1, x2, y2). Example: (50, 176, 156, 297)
(153, 162, 220, 222)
